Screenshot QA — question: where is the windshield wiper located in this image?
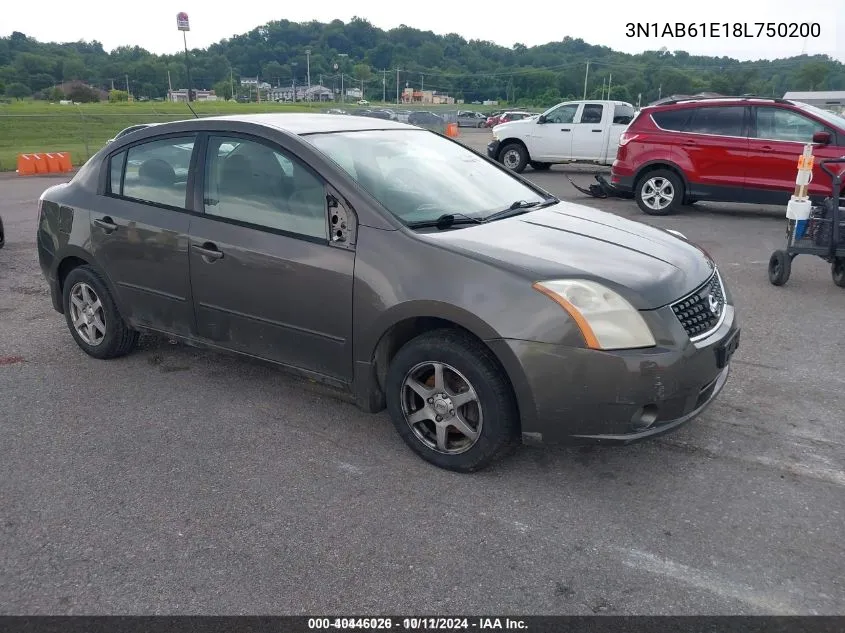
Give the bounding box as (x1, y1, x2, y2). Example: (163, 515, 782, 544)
(406, 213, 485, 230)
(483, 197, 558, 222)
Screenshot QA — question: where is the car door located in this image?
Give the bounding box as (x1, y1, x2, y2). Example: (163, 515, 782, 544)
(570, 103, 606, 160)
(93, 134, 198, 336)
(188, 133, 355, 381)
(746, 105, 841, 204)
(679, 105, 750, 201)
(531, 102, 580, 160)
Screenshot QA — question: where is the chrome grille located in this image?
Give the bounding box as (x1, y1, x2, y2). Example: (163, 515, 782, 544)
(670, 269, 726, 340)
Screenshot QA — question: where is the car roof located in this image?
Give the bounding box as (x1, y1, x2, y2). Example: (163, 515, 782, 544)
(158, 113, 415, 135)
(646, 97, 798, 111)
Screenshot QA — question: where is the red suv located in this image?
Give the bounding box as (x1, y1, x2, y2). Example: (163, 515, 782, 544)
(610, 97, 845, 215)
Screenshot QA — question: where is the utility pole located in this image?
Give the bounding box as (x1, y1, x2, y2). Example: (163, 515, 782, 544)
(305, 48, 311, 101)
(229, 67, 234, 101)
(421, 74, 424, 92)
(125, 74, 130, 100)
(607, 73, 612, 99)
(601, 77, 606, 100)
(582, 61, 590, 100)
(382, 69, 386, 103)
(292, 62, 298, 102)
(396, 68, 400, 104)
(341, 73, 344, 103)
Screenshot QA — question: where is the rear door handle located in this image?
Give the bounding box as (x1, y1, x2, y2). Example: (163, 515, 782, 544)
(93, 217, 117, 233)
(592, 129, 602, 132)
(682, 139, 697, 146)
(760, 145, 773, 152)
(193, 242, 224, 261)
(561, 128, 571, 132)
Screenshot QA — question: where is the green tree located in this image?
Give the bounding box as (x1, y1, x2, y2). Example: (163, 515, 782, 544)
(62, 58, 86, 80)
(213, 79, 233, 100)
(109, 89, 129, 102)
(353, 63, 372, 81)
(5, 81, 31, 99)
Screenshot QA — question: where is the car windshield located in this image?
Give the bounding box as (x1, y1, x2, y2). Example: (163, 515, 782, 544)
(304, 129, 546, 225)
(796, 103, 845, 129)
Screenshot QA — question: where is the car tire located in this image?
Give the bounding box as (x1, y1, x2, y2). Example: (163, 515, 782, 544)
(385, 328, 520, 473)
(635, 169, 684, 216)
(530, 161, 551, 171)
(768, 250, 792, 286)
(499, 143, 528, 173)
(62, 265, 139, 360)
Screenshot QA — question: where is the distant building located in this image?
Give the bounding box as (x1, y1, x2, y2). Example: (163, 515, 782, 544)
(241, 77, 272, 91)
(168, 89, 217, 102)
(401, 88, 455, 105)
(783, 91, 845, 108)
(345, 87, 363, 99)
(269, 85, 334, 102)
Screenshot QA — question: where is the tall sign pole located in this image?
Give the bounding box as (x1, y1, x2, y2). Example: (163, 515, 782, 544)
(176, 12, 193, 102)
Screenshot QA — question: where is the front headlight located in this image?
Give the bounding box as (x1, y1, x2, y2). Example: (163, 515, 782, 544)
(532, 279, 656, 350)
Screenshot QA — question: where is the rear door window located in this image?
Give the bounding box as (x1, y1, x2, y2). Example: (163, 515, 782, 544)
(686, 106, 746, 137)
(651, 109, 692, 131)
(577, 104, 604, 124)
(118, 136, 196, 209)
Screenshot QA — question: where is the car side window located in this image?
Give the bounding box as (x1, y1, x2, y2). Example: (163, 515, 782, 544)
(687, 106, 745, 137)
(204, 135, 327, 240)
(544, 104, 579, 124)
(119, 136, 196, 208)
(651, 109, 692, 131)
(109, 150, 126, 195)
(755, 107, 826, 143)
(578, 104, 604, 124)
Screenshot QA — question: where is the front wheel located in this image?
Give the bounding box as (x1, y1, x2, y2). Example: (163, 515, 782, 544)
(385, 329, 520, 472)
(499, 143, 528, 173)
(768, 250, 792, 286)
(635, 169, 684, 216)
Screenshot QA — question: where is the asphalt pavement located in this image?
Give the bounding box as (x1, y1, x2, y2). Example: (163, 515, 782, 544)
(1, 129, 844, 615)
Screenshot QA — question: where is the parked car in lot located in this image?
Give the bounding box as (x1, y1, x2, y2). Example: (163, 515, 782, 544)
(497, 111, 534, 125)
(610, 96, 845, 215)
(36, 113, 739, 472)
(457, 110, 487, 128)
(489, 100, 636, 172)
(483, 111, 503, 128)
(407, 111, 444, 127)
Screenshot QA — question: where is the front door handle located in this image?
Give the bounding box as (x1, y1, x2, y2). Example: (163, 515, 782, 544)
(193, 242, 224, 261)
(592, 129, 602, 132)
(561, 128, 571, 132)
(683, 139, 697, 146)
(760, 145, 773, 152)
(93, 217, 117, 233)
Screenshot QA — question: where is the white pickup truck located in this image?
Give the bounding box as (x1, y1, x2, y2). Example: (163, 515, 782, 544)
(486, 100, 636, 173)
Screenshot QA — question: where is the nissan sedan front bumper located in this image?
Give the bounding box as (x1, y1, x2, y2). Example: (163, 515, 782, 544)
(487, 304, 739, 445)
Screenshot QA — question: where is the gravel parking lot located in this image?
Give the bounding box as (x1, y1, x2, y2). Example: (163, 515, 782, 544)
(1, 128, 844, 615)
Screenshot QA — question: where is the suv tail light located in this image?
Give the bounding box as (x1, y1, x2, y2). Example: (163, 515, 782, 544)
(619, 132, 639, 147)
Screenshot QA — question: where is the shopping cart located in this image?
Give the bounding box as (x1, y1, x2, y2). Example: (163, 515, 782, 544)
(768, 157, 845, 287)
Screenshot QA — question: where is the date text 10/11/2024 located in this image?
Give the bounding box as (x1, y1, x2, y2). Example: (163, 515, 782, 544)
(625, 22, 821, 38)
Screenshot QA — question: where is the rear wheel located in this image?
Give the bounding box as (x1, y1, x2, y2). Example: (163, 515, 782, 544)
(499, 143, 528, 173)
(768, 250, 792, 286)
(635, 169, 684, 216)
(385, 329, 520, 472)
(62, 265, 139, 359)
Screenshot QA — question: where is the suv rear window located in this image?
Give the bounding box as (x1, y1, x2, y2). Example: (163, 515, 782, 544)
(686, 106, 745, 137)
(651, 109, 692, 131)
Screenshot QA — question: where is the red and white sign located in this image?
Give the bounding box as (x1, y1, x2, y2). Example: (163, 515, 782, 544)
(176, 12, 190, 31)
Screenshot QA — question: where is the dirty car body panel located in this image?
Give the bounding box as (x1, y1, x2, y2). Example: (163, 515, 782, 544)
(36, 113, 739, 468)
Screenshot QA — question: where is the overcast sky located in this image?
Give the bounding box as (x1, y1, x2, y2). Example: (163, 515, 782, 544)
(4, 0, 844, 62)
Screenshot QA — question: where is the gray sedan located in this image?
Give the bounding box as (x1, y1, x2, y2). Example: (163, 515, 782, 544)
(35, 113, 740, 472)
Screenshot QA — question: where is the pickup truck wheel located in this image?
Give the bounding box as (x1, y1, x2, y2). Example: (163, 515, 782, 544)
(530, 161, 551, 171)
(499, 143, 528, 173)
(635, 169, 683, 216)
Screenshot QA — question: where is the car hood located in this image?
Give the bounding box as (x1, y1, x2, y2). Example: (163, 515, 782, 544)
(422, 201, 714, 310)
(493, 120, 532, 135)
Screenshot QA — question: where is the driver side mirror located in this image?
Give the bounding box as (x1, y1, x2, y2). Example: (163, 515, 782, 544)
(812, 131, 831, 145)
(537, 115, 547, 124)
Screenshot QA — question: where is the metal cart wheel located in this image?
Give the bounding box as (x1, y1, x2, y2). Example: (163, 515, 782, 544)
(768, 250, 792, 286)
(832, 258, 845, 288)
